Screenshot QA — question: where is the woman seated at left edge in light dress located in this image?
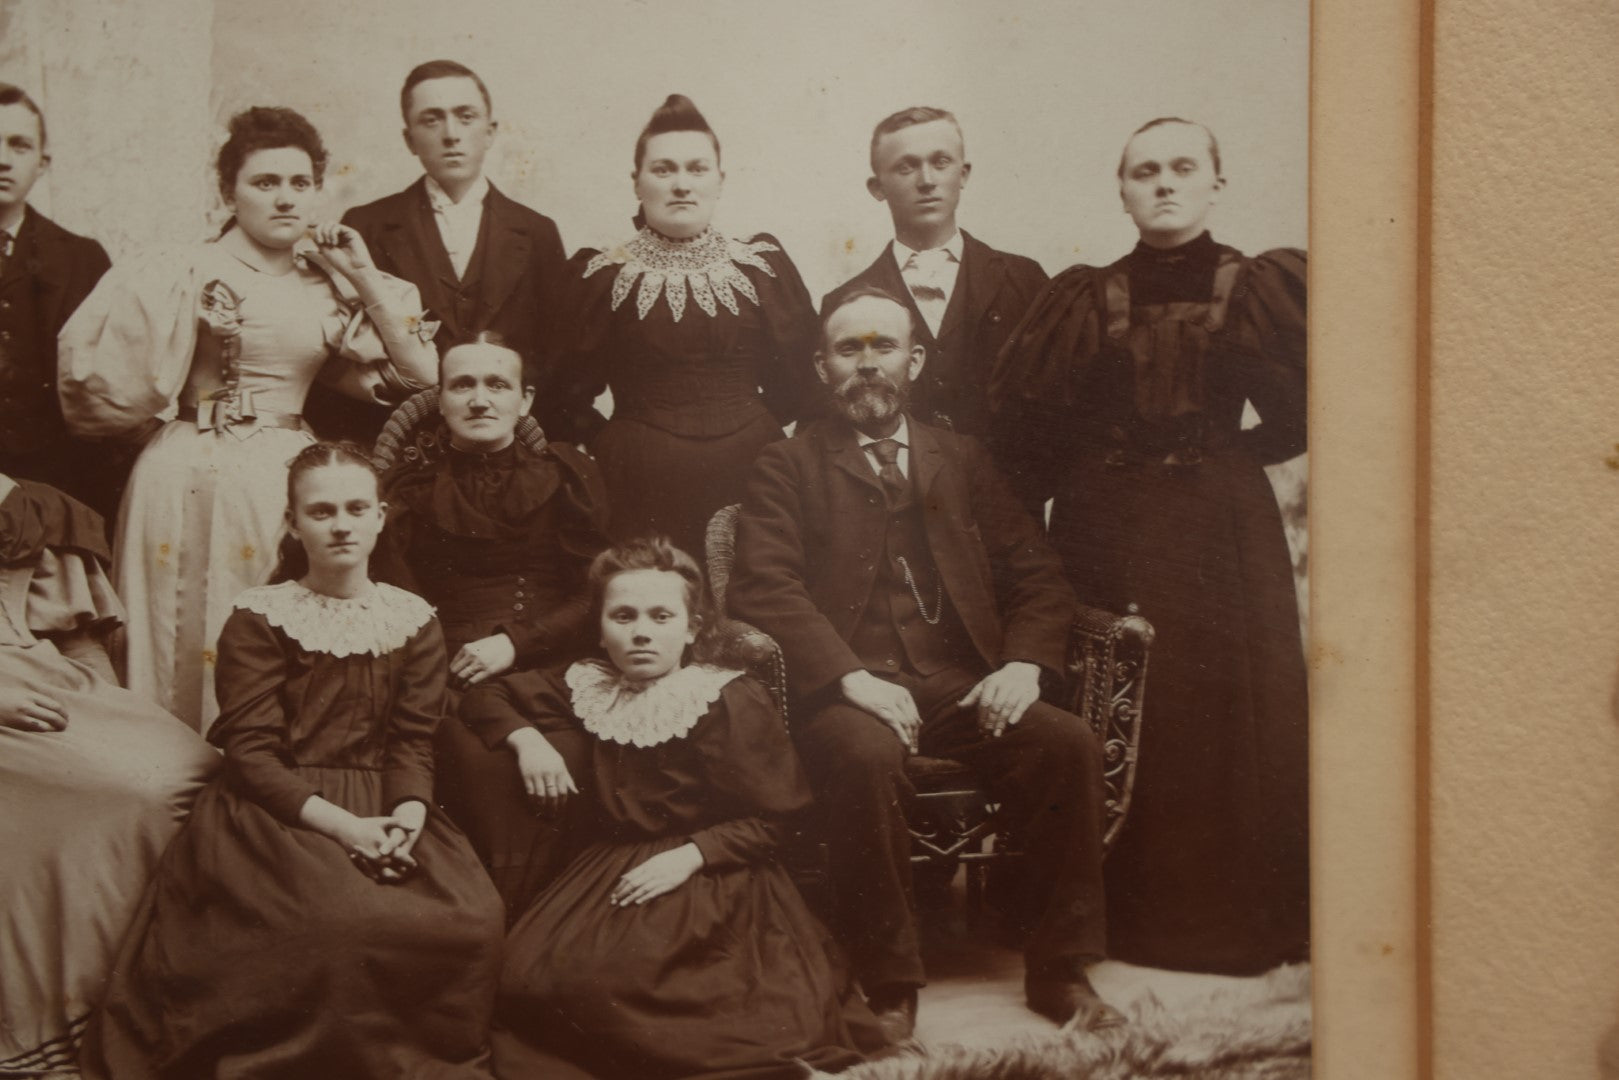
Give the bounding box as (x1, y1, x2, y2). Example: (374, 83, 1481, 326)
(57, 105, 438, 733)
(0, 475, 216, 1076)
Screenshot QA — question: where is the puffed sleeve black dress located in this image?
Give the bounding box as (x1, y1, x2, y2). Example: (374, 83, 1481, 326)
(989, 231, 1310, 976)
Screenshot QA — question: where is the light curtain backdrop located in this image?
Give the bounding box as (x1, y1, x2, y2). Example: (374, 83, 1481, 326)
(3, 0, 1307, 292)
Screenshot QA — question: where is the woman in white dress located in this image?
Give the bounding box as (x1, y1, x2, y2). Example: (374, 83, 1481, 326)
(58, 106, 437, 732)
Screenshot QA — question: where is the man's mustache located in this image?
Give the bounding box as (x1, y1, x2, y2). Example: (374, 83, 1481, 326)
(836, 373, 901, 398)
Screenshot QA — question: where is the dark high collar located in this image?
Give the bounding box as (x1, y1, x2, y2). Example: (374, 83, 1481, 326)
(1126, 230, 1220, 303)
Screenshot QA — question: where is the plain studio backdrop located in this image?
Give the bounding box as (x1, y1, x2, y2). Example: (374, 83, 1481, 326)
(2, 0, 1307, 288)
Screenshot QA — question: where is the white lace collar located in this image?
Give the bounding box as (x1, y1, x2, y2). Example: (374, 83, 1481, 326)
(582, 227, 779, 322)
(566, 658, 742, 748)
(234, 581, 434, 657)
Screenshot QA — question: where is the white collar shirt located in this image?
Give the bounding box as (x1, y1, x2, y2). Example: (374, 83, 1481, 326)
(857, 417, 912, 480)
(424, 174, 489, 280)
(891, 231, 964, 338)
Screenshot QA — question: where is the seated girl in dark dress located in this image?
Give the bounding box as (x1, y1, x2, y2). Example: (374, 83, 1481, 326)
(83, 442, 504, 1080)
(462, 537, 885, 1080)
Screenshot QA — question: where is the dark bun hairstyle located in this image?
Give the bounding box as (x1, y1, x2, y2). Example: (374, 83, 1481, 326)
(632, 94, 720, 172)
(216, 106, 329, 201)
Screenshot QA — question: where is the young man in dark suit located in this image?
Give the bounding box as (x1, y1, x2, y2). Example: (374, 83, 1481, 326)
(729, 288, 1121, 1040)
(821, 107, 1047, 438)
(0, 83, 120, 522)
(309, 59, 568, 444)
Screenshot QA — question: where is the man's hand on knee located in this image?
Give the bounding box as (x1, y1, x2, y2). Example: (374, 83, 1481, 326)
(958, 661, 1042, 738)
(838, 670, 921, 753)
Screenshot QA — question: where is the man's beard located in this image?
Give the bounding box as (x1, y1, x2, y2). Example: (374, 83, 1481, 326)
(831, 373, 911, 427)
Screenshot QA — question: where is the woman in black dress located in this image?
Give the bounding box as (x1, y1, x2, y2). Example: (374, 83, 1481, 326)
(989, 117, 1309, 976)
(547, 95, 819, 555)
(462, 537, 883, 1080)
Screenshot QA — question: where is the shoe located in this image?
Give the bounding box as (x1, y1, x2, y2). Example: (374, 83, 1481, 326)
(866, 984, 919, 1043)
(1024, 972, 1127, 1031)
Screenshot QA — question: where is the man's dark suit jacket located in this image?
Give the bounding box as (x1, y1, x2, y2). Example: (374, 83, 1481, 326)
(821, 231, 1047, 438)
(0, 208, 115, 517)
(307, 178, 568, 443)
(729, 416, 1076, 698)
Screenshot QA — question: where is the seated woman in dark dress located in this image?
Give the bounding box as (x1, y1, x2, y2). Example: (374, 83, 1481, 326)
(373, 334, 609, 915)
(83, 443, 504, 1080)
(462, 537, 885, 1080)
(988, 117, 1309, 976)
(545, 94, 820, 555)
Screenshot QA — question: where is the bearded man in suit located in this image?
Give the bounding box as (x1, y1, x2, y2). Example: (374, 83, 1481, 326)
(308, 59, 568, 444)
(729, 287, 1122, 1041)
(821, 106, 1047, 439)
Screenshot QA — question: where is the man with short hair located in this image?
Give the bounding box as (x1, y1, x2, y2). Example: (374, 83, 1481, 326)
(821, 106, 1047, 438)
(311, 60, 568, 445)
(0, 83, 119, 521)
(373, 335, 607, 916)
(729, 287, 1121, 1039)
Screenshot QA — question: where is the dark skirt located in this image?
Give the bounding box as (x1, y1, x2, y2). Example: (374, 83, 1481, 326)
(494, 835, 877, 1080)
(1049, 450, 1310, 975)
(83, 768, 506, 1080)
(591, 410, 785, 557)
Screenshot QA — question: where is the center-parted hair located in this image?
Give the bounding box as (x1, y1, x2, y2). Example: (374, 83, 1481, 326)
(868, 105, 963, 173)
(270, 441, 382, 584)
(399, 59, 493, 123)
(587, 536, 722, 666)
(216, 106, 328, 202)
(438, 330, 535, 388)
(1116, 116, 1223, 179)
(633, 94, 721, 172)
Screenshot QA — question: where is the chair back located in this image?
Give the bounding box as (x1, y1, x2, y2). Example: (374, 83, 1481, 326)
(371, 387, 548, 472)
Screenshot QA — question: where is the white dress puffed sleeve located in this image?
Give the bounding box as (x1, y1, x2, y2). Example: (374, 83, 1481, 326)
(305, 249, 439, 408)
(57, 248, 204, 439)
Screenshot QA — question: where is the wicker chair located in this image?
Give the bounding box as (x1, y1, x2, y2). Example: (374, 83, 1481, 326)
(370, 387, 550, 472)
(703, 504, 1153, 919)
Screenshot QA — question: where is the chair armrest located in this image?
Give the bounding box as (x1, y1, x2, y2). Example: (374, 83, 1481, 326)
(710, 616, 789, 724)
(1066, 603, 1154, 853)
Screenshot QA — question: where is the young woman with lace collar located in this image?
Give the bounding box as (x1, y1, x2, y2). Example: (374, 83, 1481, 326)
(83, 443, 503, 1080)
(544, 95, 819, 555)
(461, 537, 886, 1079)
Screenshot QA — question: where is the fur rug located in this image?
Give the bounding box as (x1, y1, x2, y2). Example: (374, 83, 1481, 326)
(815, 964, 1311, 1080)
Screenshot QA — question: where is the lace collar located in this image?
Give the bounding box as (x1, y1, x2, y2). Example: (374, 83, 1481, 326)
(582, 227, 779, 322)
(566, 658, 742, 748)
(235, 581, 434, 657)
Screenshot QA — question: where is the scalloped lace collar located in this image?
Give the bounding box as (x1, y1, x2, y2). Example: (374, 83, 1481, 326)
(582, 228, 779, 322)
(234, 580, 434, 657)
(566, 658, 741, 748)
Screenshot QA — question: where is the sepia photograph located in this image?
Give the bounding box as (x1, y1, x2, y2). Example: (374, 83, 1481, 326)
(0, 1, 1361, 1077)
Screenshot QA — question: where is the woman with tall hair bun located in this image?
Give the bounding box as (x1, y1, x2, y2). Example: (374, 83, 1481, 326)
(58, 106, 438, 733)
(988, 117, 1309, 976)
(547, 94, 819, 555)
(82, 442, 504, 1080)
(463, 536, 885, 1079)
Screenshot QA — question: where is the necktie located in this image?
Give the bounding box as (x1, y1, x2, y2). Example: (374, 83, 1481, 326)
(0, 230, 13, 264)
(869, 438, 907, 501)
(907, 248, 950, 334)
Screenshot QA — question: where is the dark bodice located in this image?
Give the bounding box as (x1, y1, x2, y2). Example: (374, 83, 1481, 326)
(375, 441, 607, 662)
(550, 232, 819, 444)
(988, 234, 1307, 497)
